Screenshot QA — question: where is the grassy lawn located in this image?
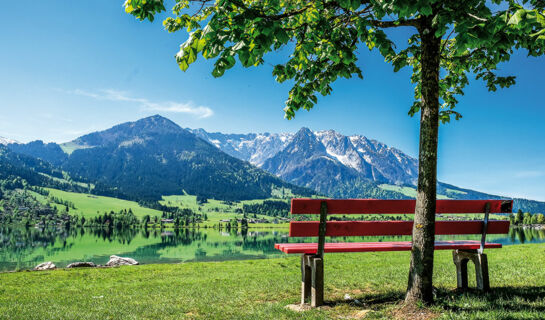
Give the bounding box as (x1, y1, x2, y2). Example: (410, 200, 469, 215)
(33, 188, 162, 218)
(1, 244, 544, 319)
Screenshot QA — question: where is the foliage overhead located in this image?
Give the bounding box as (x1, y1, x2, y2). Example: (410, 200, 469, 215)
(125, 0, 545, 123)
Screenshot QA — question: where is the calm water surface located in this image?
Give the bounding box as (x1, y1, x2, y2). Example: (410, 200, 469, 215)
(1, 226, 544, 272)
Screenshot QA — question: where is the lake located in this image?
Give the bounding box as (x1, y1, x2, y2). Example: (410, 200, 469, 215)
(1, 226, 544, 272)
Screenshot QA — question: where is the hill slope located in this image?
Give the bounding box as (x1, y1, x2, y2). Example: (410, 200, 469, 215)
(0, 145, 84, 192)
(7, 116, 313, 201)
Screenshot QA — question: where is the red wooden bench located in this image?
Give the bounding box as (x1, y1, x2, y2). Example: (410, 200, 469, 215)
(274, 199, 513, 307)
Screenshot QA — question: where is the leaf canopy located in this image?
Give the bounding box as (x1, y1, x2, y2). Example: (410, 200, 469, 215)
(124, 0, 545, 122)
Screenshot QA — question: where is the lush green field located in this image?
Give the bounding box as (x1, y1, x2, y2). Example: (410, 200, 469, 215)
(160, 194, 289, 227)
(1, 244, 544, 319)
(33, 188, 162, 218)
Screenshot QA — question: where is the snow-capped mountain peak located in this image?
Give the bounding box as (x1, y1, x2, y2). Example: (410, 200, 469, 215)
(191, 127, 419, 187)
(0, 136, 18, 145)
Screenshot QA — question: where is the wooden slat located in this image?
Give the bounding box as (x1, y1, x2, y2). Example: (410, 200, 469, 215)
(290, 199, 513, 215)
(289, 220, 510, 237)
(274, 240, 502, 254)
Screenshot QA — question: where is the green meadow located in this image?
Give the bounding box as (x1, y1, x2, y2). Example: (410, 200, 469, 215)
(33, 188, 162, 218)
(1, 243, 544, 319)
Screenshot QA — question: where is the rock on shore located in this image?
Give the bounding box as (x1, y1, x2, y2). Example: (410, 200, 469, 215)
(106, 255, 139, 267)
(34, 262, 56, 271)
(66, 262, 97, 268)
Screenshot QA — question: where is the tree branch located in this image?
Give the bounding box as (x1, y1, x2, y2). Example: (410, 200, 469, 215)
(440, 28, 456, 54)
(229, 0, 311, 21)
(369, 19, 420, 28)
(467, 13, 488, 22)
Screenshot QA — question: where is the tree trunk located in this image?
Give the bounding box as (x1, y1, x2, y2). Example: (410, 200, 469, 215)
(405, 19, 441, 305)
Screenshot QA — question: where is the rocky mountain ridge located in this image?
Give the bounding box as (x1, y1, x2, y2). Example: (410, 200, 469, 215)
(190, 127, 418, 186)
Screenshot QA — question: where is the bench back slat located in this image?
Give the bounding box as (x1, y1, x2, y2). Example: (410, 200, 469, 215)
(291, 199, 513, 215)
(289, 220, 510, 237)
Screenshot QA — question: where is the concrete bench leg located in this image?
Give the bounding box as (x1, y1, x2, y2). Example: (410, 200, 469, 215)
(452, 250, 490, 291)
(300, 254, 324, 307)
(311, 257, 324, 307)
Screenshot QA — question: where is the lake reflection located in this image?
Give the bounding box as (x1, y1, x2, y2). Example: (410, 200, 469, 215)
(0, 226, 544, 272)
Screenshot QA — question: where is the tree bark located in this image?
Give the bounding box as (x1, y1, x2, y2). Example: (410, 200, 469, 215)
(405, 18, 441, 305)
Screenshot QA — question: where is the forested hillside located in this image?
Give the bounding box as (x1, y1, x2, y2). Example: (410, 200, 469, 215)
(7, 116, 314, 202)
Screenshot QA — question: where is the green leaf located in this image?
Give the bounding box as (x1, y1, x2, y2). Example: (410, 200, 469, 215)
(179, 60, 189, 72)
(420, 5, 432, 16)
(530, 29, 545, 37)
(196, 39, 207, 52)
(508, 9, 526, 25)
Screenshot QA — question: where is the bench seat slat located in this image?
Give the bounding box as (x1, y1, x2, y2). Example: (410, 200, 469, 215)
(289, 220, 510, 237)
(291, 199, 513, 215)
(274, 240, 502, 254)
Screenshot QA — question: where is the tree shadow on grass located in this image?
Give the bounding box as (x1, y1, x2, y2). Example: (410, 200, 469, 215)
(325, 290, 405, 308)
(437, 286, 545, 314)
(323, 286, 545, 319)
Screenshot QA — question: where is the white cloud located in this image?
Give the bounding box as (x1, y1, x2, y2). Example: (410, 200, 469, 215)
(69, 89, 214, 118)
(514, 170, 544, 179)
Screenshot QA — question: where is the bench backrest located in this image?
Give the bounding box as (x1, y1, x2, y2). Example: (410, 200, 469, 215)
(289, 199, 513, 238)
(291, 199, 512, 215)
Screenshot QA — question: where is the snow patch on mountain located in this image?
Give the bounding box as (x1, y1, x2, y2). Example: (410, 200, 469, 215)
(191, 128, 420, 186)
(0, 137, 18, 145)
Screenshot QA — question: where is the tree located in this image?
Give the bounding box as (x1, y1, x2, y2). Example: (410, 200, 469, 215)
(524, 212, 532, 224)
(125, 0, 545, 305)
(515, 209, 524, 225)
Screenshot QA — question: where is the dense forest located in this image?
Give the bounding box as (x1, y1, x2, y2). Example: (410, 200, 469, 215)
(242, 200, 290, 217)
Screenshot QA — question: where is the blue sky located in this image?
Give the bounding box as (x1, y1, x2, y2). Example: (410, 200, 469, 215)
(0, 1, 544, 201)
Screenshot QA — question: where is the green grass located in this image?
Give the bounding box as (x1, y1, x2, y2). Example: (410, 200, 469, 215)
(445, 188, 467, 195)
(1, 244, 544, 319)
(59, 142, 91, 155)
(34, 188, 162, 218)
(379, 184, 450, 200)
(38, 172, 92, 189)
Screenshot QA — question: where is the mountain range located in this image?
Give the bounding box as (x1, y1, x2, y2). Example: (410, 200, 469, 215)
(191, 127, 418, 186)
(191, 125, 545, 212)
(3, 115, 545, 212)
(190, 127, 492, 198)
(5, 116, 312, 202)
